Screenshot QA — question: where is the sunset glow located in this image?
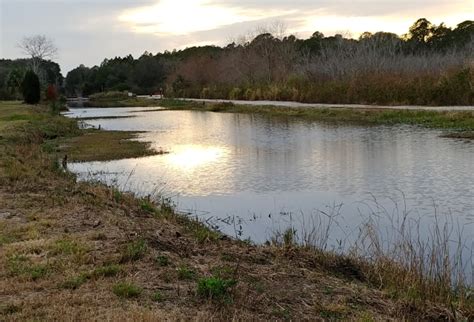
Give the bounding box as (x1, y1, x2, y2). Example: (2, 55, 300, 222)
(166, 145, 228, 170)
(119, 0, 262, 35)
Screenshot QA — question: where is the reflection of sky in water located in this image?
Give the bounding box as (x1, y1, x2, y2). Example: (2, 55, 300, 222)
(66, 108, 474, 260)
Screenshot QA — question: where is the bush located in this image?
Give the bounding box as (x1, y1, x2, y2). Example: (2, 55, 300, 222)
(45, 84, 58, 101)
(21, 71, 41, 104)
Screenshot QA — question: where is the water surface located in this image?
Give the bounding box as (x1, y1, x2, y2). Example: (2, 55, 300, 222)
(66, 107, 474, 250)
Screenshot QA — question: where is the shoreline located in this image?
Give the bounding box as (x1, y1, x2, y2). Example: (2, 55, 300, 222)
(181, 98, 474, 111)
(158, 98, 474, 138)
(1, 101, 472, 320)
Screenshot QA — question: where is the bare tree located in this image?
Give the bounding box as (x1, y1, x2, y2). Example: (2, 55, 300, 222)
(18, 35, 58, 74)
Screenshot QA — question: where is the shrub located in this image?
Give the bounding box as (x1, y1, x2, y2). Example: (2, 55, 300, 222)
(21, 70, 40, 104)
(45, 84, 58, 101)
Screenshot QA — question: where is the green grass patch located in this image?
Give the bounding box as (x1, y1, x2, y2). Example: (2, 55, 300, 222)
(112, 188, 123, 203)
(0, 101, 38, 128)
(61, 265, 121, 289)
(61, 273, 91, 290)
(210, 265, 234, 279)
(51, 239, 85, 256)
(0, 232, 18, 246)
(196, 276, 237, 301)
(7, 255, 49, 280)
(177, 265, 196, 280)
(192, 225, 221, 243)
(121, 239, 147, 262)
(139, 198, 157, 214)
(155, 255, 170, 267)
(112, 282, 142, 298)
(93, 264, 122, 277)
(151, 291, 164, 302)
(171, 213, 221, 243)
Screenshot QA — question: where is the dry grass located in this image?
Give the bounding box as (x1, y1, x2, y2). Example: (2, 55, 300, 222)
(0, 101, 472, 320)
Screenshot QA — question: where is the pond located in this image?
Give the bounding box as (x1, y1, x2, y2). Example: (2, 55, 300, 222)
(65, 107, 474, 273)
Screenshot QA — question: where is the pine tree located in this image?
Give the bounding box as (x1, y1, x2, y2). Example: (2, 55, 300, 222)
(21, 70, 41, 104)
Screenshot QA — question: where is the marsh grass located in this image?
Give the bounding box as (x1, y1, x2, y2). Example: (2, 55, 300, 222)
(270, 198, 474, 314)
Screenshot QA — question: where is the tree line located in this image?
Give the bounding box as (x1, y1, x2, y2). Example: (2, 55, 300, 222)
(1, 18, 473, 105)
(0, 58, 62, 100)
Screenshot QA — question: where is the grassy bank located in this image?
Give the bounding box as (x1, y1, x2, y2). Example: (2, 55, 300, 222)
(160, 99, 474, 137)
(69, 92, 161, 108)
(81, 98, 160, 108)
(58, 130, 159, 162)
(0, 101, 472, 320)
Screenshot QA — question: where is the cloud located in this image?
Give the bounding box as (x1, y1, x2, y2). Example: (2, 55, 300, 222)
(117, 0, 472, 40)
(118, 0, 292, 35)
(1, 0, 471, 73)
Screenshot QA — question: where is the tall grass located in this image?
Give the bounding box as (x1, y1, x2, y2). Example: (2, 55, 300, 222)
(271, 196, 473, 312)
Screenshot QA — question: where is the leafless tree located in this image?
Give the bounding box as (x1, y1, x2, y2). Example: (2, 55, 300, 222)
(18, 35, 58, 74)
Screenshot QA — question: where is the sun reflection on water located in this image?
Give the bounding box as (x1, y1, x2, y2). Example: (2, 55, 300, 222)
(165, 145, 227, 170)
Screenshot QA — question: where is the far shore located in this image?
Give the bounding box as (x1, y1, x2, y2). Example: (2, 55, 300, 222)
(181, 97, 474, 111)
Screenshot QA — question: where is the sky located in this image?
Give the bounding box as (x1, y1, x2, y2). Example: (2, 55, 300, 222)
(0, 0, 472, 74)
